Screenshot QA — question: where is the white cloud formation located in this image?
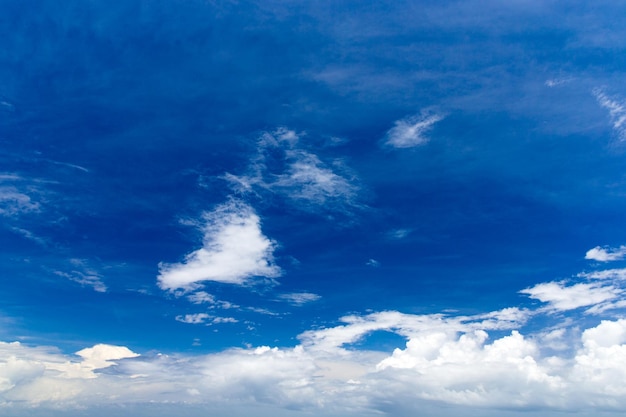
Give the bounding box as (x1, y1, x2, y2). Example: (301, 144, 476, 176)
(7, 252, 626, 416)
(277, 292, 321, 306)
(157, 200, 281, 291)
(384, 111, 445, 148)
(520, 281, 620, 312)
(585, 245, 626, 262)
(5, 312, 626, 416)
(593, 89, 626, 141)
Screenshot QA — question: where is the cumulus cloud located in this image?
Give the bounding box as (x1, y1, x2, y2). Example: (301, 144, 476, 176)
(593, 89, 626, 141)
(585, 245, 626, 262)
(383, 111, 445, 148)
(157, 200, 281, 291)
(277, 292, 321, 306)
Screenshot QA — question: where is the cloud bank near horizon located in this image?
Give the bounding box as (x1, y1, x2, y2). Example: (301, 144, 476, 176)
(4, 247, 626, 417)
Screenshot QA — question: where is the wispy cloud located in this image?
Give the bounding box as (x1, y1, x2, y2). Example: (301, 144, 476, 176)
(224, 128, 361, 214)
(593, 88, 626, 141)
(157, 200, 281, 291)
(186, 291, 239, 309)
(175, 313, 238, 325)
(585, 245, 626, 262)
(0, 186, 40, 218)
(277, 292, 321, 306)
(383, 111, 445, 148)
(54, 259, 107, 293)
(545, 77, 573, 87)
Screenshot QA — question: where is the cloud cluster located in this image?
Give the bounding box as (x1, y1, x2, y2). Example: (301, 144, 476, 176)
(157, 200, 281, 291)
(383, 111, 445, 148)
(3, 303, 626, 416)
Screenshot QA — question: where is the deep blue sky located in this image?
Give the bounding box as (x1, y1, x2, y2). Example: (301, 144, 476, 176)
(2, 1, 626, 416)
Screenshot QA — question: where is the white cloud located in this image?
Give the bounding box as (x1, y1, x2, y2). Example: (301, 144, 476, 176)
(277, 292, 321, 306)
(275, 151, 358, 206)
(5, 315, 626, 415)
(520, 281, 621, 312)
(593, 89, 626, 141)
(585, 245, 626, 262)
(579, 268, 626, 280)
(157, 200, 281, 291)
(384, 111, 445, 148)
(175, 314, 238, 325)
(187, 291, 216, 304)
(54, 259, 107, 293)
(366, 258, 380, 267)
(545, 77, 573, 87)
(224, 129, 361, 214)
(176, 313, 211, 324)
(0, 186, 40, 217)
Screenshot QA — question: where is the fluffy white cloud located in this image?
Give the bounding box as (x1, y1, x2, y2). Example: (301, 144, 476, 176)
(277, 292, 321, 306)
(157, 200, 281, 291)
(520, 281, 620, 312)
(585, 245, 626, 262)
(384, 111, 445, 148)
(593, 89, 626, 141)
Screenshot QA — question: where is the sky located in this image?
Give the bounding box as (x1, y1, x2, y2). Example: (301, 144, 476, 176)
(1, 0, 626, 416)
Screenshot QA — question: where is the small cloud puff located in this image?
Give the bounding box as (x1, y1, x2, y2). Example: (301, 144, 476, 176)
(384, 111, 445, 148)
(157, 200, 281, 291)
(585, 245, 626, 262)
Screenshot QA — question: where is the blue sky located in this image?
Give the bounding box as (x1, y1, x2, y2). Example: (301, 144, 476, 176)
(2, 0, 626, 416)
